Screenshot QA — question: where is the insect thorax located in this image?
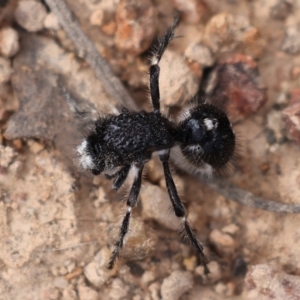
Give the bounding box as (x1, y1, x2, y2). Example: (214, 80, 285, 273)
(77, 110, 177, 173)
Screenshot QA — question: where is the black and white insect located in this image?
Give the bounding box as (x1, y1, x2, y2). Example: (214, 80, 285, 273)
(75, 18, 235, 274)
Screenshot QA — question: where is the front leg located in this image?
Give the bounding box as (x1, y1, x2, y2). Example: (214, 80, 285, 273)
(159, 150, 210, 275)
(149, 16, 179, 113)
(105, 165, 131, 190)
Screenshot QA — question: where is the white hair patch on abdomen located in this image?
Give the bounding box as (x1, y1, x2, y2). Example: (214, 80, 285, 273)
(77, 139, 95, 170)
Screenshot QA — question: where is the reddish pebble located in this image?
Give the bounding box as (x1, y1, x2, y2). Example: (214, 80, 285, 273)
(289, 88, 300, 106)
(203, 54, 267, 119)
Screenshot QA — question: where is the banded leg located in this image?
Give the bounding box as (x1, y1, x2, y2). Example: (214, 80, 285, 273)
(159, 150, 210, 275)
(150, 16, 179, 112)
(105, 165, 131, 191)
(108, 162, 145, 269)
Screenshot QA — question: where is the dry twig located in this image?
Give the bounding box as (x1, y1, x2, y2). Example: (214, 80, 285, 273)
(44, 0, 137, 111)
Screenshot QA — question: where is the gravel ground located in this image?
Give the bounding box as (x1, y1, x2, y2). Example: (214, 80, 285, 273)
(2, 0, 300, 299)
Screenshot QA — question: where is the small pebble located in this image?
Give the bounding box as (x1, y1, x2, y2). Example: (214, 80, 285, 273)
(0, 27, 19, 58)
(53, 276, 68, 289)
(149, 282, 160, 300)
(209, 229, 235, 256)
(203, 13, 257, 54)
(83, 247, 116, 287)
(90, 9, 105, 27)
(275, 92, 289, 109)
(28, 140, 45, 154)
(222, 224, 239, 236)
(15, 1, 47, 32)
(270, 0, 292, 20)
(109, 217, 156, 262)
(281, 91, 300, 144)
(172, 0, 208, 24)
(282, 26, 300, 55)
(185, 42, 214, 67)
(90, 8, 116, 35)
(188, 287, 223, 300)
(141, 270, 156, 286)
(145, 156, 163, 184)
(289, 88, 300, 106)
(44, 13, 60, 31)
(101, 21, 117, 36)
(214, 282, 235, 297)
(214, 282, 227, 295)
(196, 261, 222, 283)
(58, 266, 68, 276)
(64, 259, 76, 273)
(282, 105, 300, 144)
(244, 264, 300, 300)
(140, 182, 179, 230)
(78, 285, 98, 300)
(0, 145, 16, 168)
(291, 66, 300, 79)
(159, 50, 198, 108)
(62, 286, 78, 300)
(267, 110, 284, 143)
(48, 288, 60, 300)
(108, 278, 129, 300)
(161, 270, 194, 300)
(115, 0, 155, 55)
(93, 187, 108, 208)
(183, 256, 197, 271)
(0, 56, 12, 83)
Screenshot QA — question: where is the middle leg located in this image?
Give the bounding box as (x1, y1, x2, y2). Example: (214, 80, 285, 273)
(108, 161, 145, 269)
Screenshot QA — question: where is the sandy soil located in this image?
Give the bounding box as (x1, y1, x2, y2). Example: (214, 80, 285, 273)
(1, 0, 300, 299)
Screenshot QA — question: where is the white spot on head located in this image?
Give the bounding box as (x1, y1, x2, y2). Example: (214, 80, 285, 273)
(77, 139, 95, 170)
(204, 118, 218, 131)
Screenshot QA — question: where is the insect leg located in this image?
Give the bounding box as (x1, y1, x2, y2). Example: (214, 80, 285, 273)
(150, 16, 179, 112)
(159, 150, 210, 275)
(105, 165, 131, 191)
(108, 162, 145, 269)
